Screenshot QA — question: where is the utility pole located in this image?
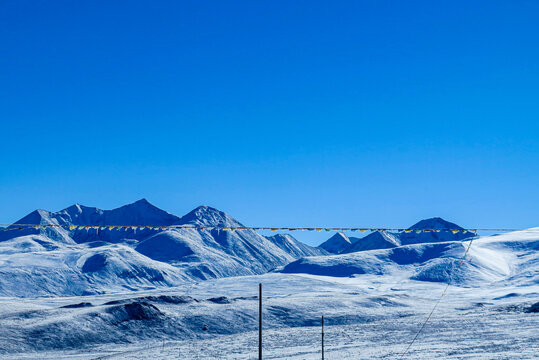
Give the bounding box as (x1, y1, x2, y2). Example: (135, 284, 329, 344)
(321, 316, 325, 360)
(259, 283, 262, 360)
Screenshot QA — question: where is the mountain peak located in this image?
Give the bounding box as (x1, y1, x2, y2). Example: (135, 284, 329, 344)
(178, 205, 243, 227)
(118, 198, 158, 209)
(318, 232, 351, 254)
(11, 209, 52, 226)
(408, 217, 464, 230)
(400, 217, 473, 245)
(63, 203, 96, 215)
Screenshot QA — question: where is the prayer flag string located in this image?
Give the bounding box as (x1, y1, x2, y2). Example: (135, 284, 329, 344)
(0, 223, 520, 233)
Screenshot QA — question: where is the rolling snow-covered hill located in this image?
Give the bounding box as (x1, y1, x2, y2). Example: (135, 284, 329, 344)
(280, 228, 539, 286)
(0, 239, 188, 297)
(266, 234, 328, 257)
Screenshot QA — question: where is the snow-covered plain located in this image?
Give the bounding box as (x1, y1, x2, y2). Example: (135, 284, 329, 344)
(0, 272, 537, 359)
(0, 201, 537, 359)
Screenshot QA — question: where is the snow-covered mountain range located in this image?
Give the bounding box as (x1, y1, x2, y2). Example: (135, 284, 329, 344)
(0, 200, 534, 300)
(0, 200, 537, 359)
(0, 199, 326, 296)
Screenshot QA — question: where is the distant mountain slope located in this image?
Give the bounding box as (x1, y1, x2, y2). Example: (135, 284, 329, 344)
(135, 226, 294, 280)
(318, 232, 354, 254)
(344, 231, 401, 253)
(266, 234, 328, 257)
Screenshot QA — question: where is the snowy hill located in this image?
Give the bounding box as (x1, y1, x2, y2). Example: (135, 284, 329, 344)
(318, 232, 355, 253)
(280, 228, 539, 286)
(177, 205, 242, 227)
(135, 227, 293, 280)
(0, 236, 188, 297)
(266, 234, 328, 257)
(0, 200, 317, 297)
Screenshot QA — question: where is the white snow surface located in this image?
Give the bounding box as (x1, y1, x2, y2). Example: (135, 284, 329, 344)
(0, 228, 537, 359)
(0, 270, 537, 359)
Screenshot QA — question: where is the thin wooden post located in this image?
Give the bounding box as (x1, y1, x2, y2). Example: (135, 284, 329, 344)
(321, 316, 325, 360)
(259, 283, 262, 360)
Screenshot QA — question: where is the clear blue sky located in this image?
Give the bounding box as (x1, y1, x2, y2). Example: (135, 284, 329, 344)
(1, 1, 538, 245)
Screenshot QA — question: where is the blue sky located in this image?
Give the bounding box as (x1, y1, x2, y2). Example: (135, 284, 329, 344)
(1, 1, 538, 245)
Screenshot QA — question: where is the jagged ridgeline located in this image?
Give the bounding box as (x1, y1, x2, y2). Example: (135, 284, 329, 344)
(318, 217, 475, 255)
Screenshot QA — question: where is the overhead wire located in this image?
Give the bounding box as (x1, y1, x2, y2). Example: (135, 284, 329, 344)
(395, 233, 477, 359)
